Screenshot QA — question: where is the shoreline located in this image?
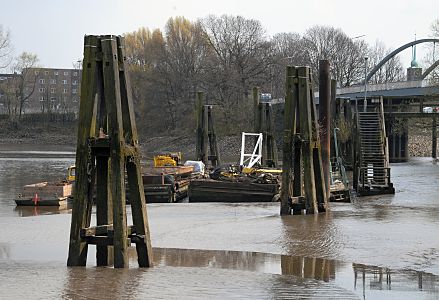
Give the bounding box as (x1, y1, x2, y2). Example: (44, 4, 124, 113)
(0, 134, 435, 158)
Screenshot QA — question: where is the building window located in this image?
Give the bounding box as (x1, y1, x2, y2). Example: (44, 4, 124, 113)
(39, 96, 44, 101)
(72, 80, 77, 85)
(72, 89, 77, 94)
(35, 71, 39, 75)
(73, 71, 78, 76)
(51, 88, 55, 93)
(44, 71, 49, 75)
(62, 79, 67, 84)
(39, 79, 45, 84)
(73, 97, 78, 102)
(63, 88, 67, 93)
(54, 71, 59, 76)
(64, 71, 69, 76)
(39, 88, 45, 92)
(50, 79, 56, 84)
(50, 97, 56, 102)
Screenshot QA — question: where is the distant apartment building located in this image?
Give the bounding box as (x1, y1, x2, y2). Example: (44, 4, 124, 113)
(0, 67, 82, 115)
(26, 68, 82, 114)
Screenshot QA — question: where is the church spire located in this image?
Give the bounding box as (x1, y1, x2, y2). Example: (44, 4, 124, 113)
(411, 34, 419, 68)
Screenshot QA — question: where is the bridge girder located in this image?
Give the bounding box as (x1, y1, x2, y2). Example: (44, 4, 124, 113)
(421, 59, 439, 80)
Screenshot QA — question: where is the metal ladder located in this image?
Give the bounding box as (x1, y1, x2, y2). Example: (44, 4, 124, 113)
(356, 106, 394, 195)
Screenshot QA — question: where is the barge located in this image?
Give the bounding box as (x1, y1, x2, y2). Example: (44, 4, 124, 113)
(15, 181, 73, 206)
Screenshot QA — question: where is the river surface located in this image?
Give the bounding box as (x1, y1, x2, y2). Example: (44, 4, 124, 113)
(0, 144, 439, 299)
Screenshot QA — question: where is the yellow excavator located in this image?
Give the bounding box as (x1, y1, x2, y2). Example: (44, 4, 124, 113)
(153, 152, 182, 167)
(65, 152, 182, 182)
(67, 165, 76, 182)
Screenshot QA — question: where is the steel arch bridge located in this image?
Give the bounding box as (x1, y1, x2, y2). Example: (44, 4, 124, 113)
(366, 38, 439, 82)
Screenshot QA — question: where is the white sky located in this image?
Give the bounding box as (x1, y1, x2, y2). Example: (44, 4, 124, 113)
(1, 0, 438, 70)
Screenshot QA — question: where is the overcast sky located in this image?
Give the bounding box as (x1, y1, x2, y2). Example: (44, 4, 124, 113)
(1, 0, 438, 70)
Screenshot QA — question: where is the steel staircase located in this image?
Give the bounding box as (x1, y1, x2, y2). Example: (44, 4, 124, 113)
(355, 105, 395, 195)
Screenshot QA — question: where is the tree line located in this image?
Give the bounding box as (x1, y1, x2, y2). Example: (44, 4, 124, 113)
(1, 17, 438, 137)
(0, 25, 40, 117)
(124, 15, 410, 136)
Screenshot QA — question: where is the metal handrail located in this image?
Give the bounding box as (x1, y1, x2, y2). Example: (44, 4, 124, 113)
(358, 166, 391, 189)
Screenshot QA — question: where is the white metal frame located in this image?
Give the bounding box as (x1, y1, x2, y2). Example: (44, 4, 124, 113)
(239, 132, 263, 168)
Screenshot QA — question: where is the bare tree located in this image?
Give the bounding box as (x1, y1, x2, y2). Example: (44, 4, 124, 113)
(158, 17, 210, 130)
(121, 15, 418, 137)
(0, 74, 20, 115)
(200, 15, 273, 132)
(302, 25, 368, 87)
(270, 32, 306, 98)
(12, 52, 39, 117)
(431, 19, 439, 37)
(0, 25, 12, 69)
(423, 19, 439, 83)
(368, 40, 405, 84)
(125, 27, 171, 134)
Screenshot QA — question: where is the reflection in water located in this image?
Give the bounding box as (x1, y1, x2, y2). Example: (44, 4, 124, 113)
(352, 263, 439, 297)
(13, 205, 72, 217)
(279, 212, 341, 259)
(62, 266, 142, 299)
(281, 255, 335, 282)
(59, 254, 358, 300)
(147, 247, 439, 298)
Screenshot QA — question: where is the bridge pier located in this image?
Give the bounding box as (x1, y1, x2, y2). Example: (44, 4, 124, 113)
(386, 121, 409, 163)
(433, 117, 437, 159)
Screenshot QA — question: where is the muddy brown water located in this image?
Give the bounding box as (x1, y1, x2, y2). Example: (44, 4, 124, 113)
(0, 145, 439, 299)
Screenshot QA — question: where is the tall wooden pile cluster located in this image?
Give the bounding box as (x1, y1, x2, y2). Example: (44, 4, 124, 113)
(195, 91, 220, 168)
(67, 35, 153, 268)
(253, 87, 278, 167)
(280, 66, 328, 215)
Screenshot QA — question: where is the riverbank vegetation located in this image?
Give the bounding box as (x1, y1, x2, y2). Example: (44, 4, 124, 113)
(1, 17, 438, 157)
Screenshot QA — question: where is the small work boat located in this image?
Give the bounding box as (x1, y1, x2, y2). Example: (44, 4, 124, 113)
(15, 181, 73, 206)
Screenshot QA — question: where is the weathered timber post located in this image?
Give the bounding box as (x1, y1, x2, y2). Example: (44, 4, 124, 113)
(311, 81, 328, 212)
(319, 60, 331, 202)
(202, 105, 209, 166)
(280, 67, 296, 215)
(261, 102, 268, 164)
(433, 116, 437, 159)
(67, 35, 153, 268)
(95, 47, 112, 266)
(117, 35, 153, 267)
(330, 80, 337, 159)
(264, 103, 279, 167)
(195, 91, 220, 168)
(207, 105, 221, 167)
(298, 67, 318, 214)
(195, 91, 205, 165)
(254, 87, 278, 167)
(280, 65, 327, 215)
(67, 35, 98, 267)
(253, 87, 260, 133)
